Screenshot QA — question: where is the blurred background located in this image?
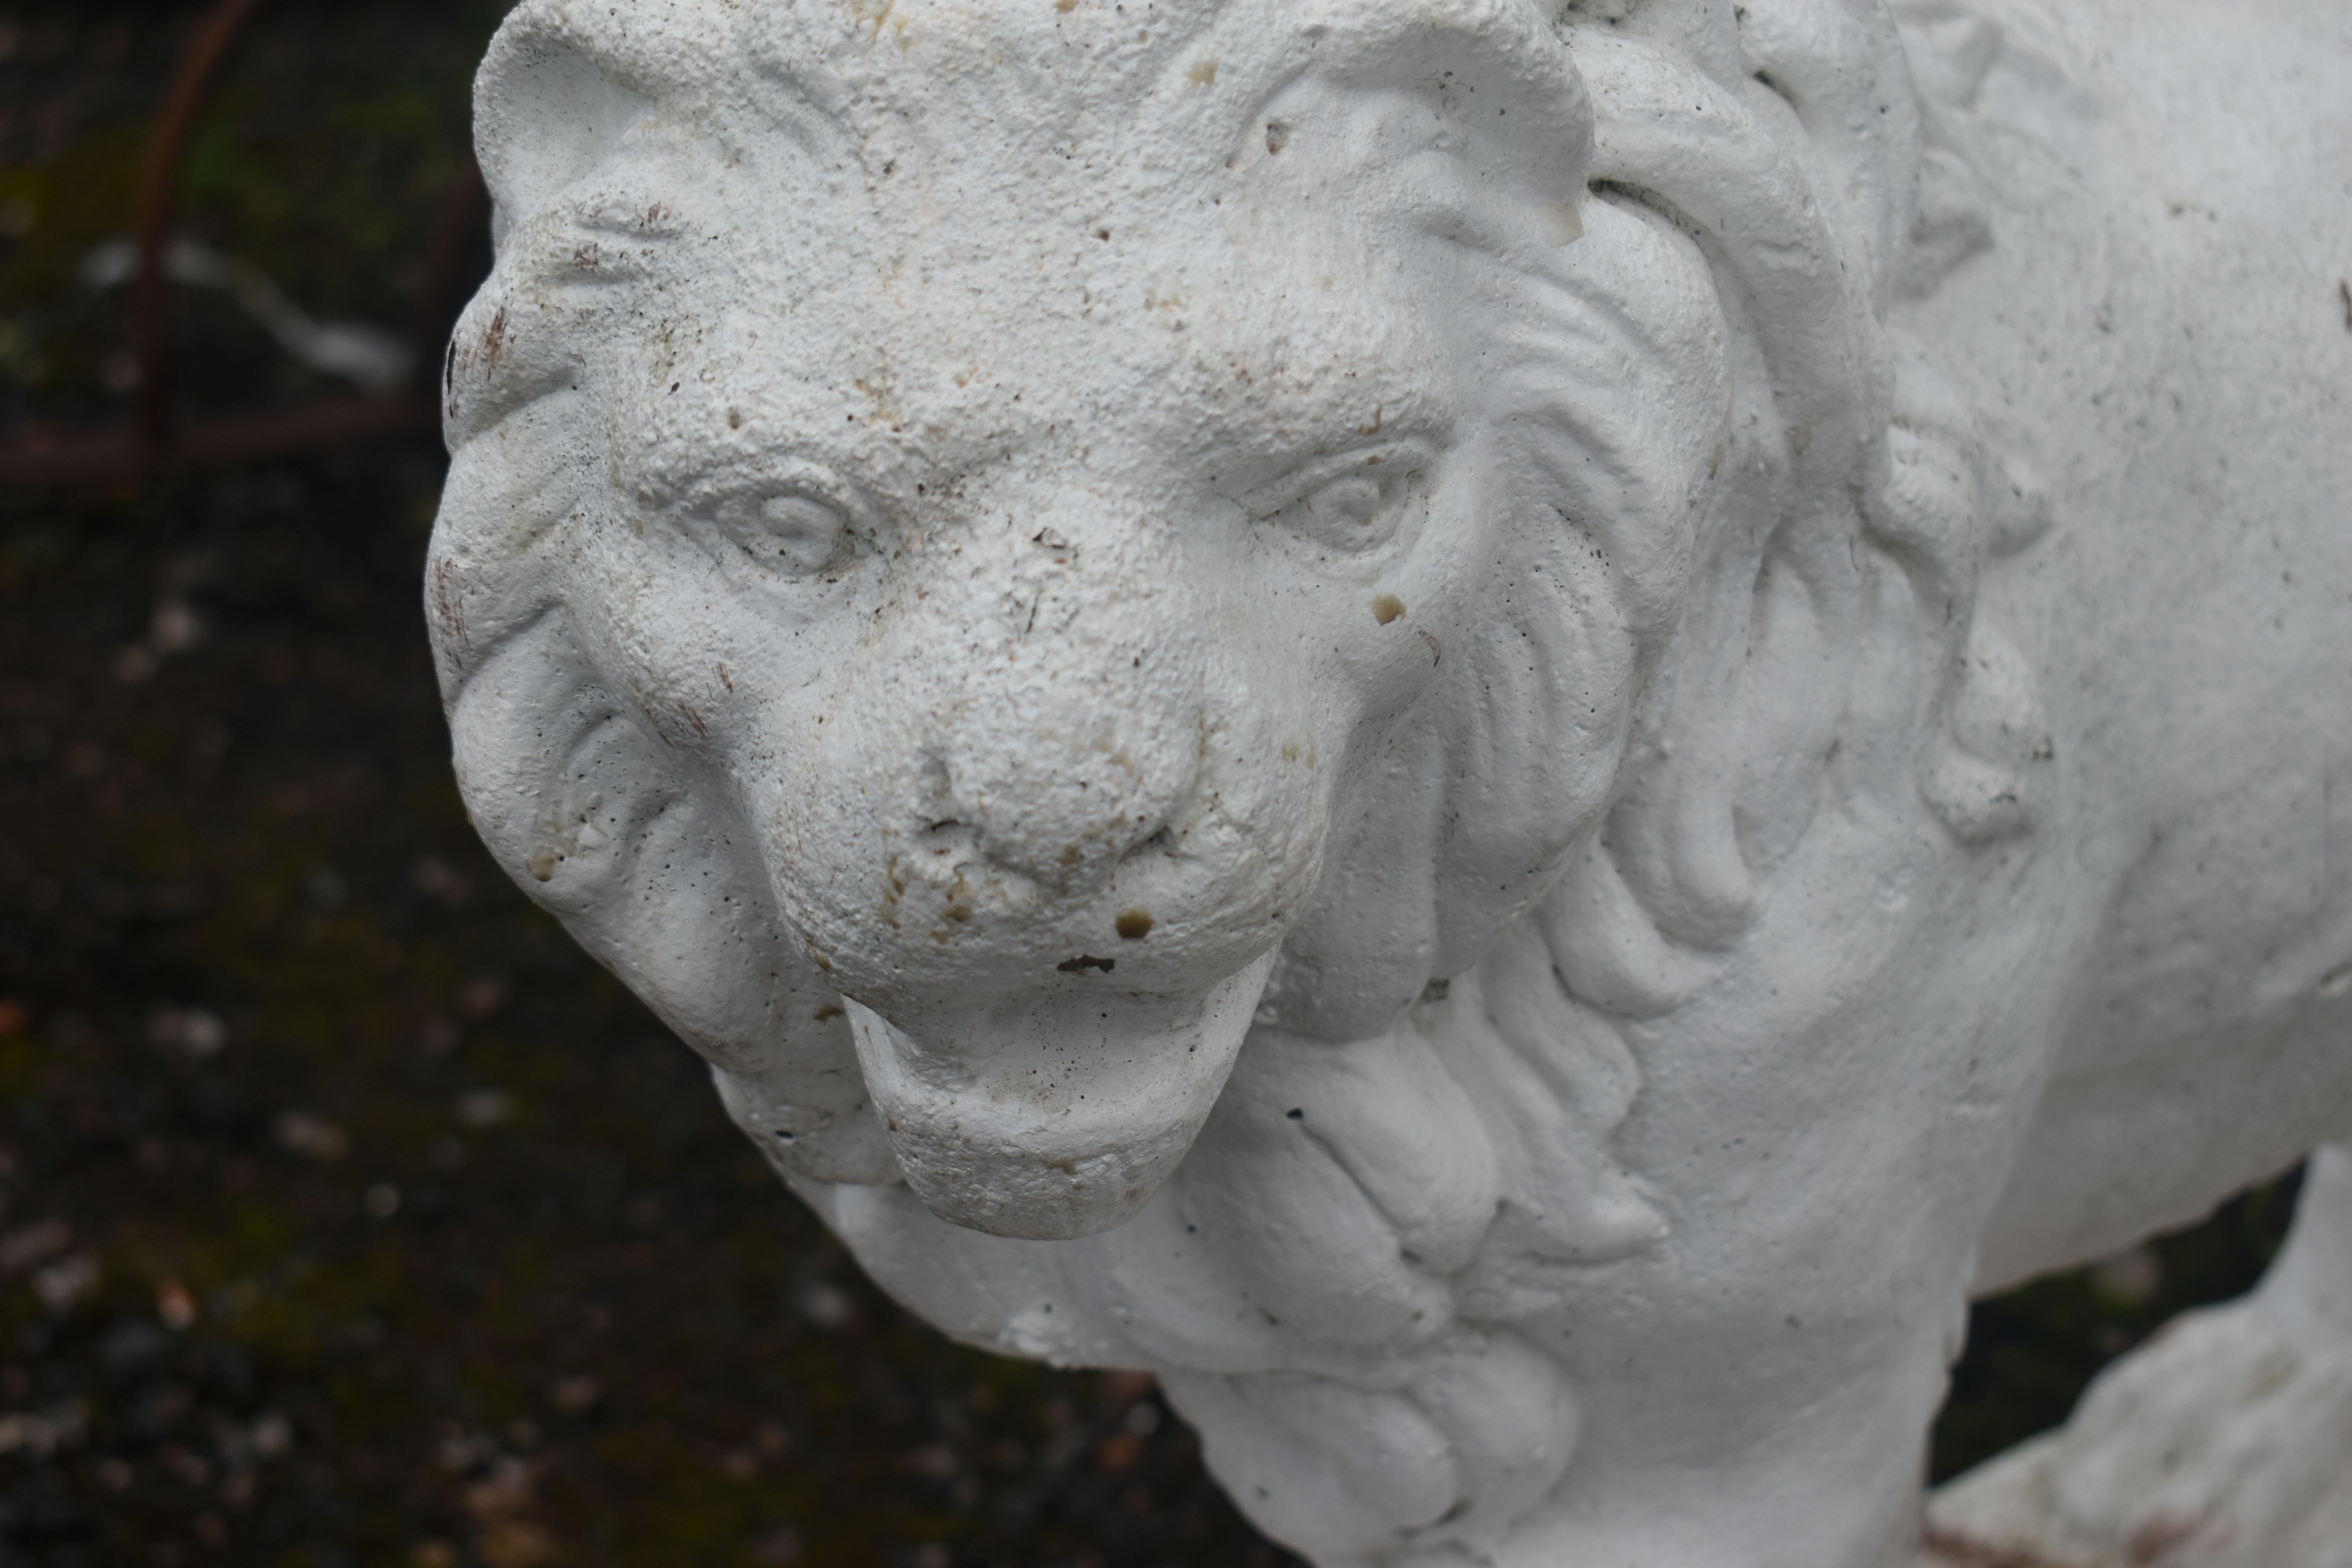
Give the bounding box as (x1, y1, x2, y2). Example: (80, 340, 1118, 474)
(0, 3, 2305, 1565)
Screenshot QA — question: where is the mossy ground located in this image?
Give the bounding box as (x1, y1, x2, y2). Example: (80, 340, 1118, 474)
(0, 4, 2300, 1564)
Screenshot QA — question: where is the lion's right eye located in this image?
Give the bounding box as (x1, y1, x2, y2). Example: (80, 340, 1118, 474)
(705, 491, 849, 576)
(1268, 456, 1423, 555)
(1305, 475, 1389, 538)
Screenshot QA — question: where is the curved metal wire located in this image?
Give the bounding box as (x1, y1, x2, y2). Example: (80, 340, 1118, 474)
(0, 0, 481, 492)
(133, 0, 269, 458)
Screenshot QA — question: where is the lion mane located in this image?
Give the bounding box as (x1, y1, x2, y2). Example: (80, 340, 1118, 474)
(426, 0, 2048, 1558)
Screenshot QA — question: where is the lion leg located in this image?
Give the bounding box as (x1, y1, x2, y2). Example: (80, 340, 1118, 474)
(1927, 1142, 2352, 1568)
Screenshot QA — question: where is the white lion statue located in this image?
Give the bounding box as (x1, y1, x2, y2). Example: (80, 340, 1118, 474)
(424, 0, 2352, 1561)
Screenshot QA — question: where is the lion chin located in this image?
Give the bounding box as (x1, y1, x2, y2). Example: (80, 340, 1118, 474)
(841, 952, 1278, 1239)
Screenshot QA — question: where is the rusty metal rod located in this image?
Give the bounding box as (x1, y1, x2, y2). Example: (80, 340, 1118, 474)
(131, 0, 269, 459)
(0, 394, 434, 493)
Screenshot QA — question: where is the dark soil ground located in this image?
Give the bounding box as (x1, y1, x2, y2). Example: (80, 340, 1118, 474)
(0, 4, 2304, 1565)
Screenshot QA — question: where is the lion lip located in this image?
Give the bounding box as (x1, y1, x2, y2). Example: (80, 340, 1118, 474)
(841, 951, 1278, 1240)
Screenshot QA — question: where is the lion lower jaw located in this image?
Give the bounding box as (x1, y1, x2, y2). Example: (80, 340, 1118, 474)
(842, 951, 1278, 1241)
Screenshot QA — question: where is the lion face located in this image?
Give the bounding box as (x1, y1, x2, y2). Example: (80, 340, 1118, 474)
(598, 116, 1483, 1235)
(430, 0, 1713, 1238)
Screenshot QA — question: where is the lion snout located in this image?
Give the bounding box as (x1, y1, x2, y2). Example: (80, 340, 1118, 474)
(921, 716, 1196, 894)
(805, 524, 1227, 924)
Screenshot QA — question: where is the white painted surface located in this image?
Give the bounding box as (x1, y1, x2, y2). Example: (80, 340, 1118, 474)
(427, 1, 2352, 1562)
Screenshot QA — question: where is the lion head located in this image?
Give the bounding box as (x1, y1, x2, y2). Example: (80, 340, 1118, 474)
(428, 0, 2029, 1254)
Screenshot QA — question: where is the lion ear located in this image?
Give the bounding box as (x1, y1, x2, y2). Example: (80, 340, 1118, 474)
(429, 431, 899, 1188)
(1272, 0, 1595, 243)
(473, 9, 653, 255)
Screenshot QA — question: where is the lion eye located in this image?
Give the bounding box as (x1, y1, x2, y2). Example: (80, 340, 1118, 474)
(707, 491, 848, 575)
(1311, 476, 1385, 529)
(1289, 466, 1409, 552)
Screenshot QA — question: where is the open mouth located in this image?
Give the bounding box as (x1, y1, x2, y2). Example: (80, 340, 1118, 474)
(842, 951, 1278, 1239)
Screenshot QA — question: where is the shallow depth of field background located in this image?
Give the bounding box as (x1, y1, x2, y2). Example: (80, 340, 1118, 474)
(0, 4, 2304, 1565)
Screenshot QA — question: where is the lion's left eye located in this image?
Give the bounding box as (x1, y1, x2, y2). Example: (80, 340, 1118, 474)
(706, 491, 849, 575)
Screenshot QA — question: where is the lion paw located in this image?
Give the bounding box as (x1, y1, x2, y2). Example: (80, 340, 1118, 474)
(1926, 1295, 2352, 1568)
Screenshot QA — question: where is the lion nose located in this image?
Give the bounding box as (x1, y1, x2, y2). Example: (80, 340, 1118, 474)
(929, 700, 1198, 888)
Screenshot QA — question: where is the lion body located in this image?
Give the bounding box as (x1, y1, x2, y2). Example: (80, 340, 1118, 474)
(1927, 0, 2352, 1287)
